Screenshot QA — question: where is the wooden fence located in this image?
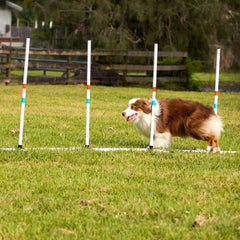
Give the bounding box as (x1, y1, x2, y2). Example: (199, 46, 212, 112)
(0, 46, 188, 86)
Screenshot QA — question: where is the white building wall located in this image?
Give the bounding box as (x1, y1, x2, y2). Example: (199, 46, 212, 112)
(0, 9, 12, 36)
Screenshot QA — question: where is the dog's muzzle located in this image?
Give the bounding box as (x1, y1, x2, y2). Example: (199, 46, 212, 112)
(122, 112, 138, 121)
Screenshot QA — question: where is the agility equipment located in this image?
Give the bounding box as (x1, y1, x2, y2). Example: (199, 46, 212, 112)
(1, 147, 238, 154)
(149, 43, 158, 149)
(85, 40, 91, 147)
(1, 42, 238, 154)
(18, 38, 30, 148)
(214, 48, 220, 114)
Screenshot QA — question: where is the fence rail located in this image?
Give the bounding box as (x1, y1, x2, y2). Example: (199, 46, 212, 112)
(0, 47, 188, 86)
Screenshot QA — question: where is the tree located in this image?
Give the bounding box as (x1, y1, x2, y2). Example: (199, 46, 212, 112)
(15, 0, 240, 64)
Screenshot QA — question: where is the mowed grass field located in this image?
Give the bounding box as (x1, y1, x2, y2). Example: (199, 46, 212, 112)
(0, 84, 240, 239)
(192, 72, 240, 82)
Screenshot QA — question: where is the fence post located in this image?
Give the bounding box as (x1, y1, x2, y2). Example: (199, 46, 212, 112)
(5, 52, 11, 85)
(123, 55, 128, 85)
(183, 56, 189, 87)
(67, 55, 71, 83)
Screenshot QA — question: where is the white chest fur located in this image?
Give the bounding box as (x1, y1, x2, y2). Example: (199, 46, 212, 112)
(133, 114, 152, 137)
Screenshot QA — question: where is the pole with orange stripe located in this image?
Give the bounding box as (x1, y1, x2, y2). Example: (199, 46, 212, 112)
(85, 40, 91, 147)
(149, 43, 158, 149)
(18, 38, 30, 148)
(214, 48, 220, 115)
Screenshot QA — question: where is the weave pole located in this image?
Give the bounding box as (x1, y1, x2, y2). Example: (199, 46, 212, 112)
(214, 48, 221, 114)
(18, 38, 30, 148)
(85, 40, 91, 147)
(149, 43, 158, 149)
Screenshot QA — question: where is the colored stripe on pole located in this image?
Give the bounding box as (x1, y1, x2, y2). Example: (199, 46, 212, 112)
(23, 84, 27, 89)
(22, 98, 26, 103)
(215, 91, 218, 96)
(87, 85, 90, 90)
(152, 100, 156, 106)
(214, 104, 218, 109)
(152, 87, 156, 92)
(86, 99, 90, 104)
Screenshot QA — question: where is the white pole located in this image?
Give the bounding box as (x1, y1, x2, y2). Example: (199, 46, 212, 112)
(85, 40, 91, 147)
(214, 48, 220, 114)
(149, 43, 158, 149)
(18, 38, 30, 148)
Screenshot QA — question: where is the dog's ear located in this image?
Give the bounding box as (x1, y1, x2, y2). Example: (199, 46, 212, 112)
(137, 98, 152, 114)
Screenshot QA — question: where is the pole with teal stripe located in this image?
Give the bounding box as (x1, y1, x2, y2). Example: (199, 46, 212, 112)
(214, 48, 220, 115)
(18, 38, 30, 148)
(149, 43, 158, 149)
(85, 40, 91, 147)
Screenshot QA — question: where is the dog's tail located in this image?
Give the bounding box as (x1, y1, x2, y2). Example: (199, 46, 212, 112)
(201, 115, 224, 139)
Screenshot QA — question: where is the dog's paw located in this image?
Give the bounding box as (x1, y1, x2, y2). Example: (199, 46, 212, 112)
(213, 147, 221, 154)
(207, 146, 220, 153)
(207, 146, 213, 153)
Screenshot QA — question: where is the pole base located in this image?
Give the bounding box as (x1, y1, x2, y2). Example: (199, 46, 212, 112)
(85, 145, 89, 148)
(149, 145, 153, 149)
(18, 145, 22, 149)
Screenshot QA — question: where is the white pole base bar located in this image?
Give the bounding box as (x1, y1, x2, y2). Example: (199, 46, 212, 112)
(0, 147, 238, 154)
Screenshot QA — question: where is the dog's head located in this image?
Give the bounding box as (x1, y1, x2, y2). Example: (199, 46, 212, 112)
(122, 98, 152, 122)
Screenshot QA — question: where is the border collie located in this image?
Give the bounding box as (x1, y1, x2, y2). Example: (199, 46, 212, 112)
(122, 98, 224, 153)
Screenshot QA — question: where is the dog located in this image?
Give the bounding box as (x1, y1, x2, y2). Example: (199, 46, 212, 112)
(122, 98, 224, 153)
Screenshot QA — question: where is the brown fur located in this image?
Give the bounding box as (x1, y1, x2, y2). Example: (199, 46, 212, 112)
(130, 98, 152, 114)
(129, 98, 223, 152)
(156, 98, 214, 139)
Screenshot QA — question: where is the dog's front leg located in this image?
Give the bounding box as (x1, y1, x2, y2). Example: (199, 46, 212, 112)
(153, 132, 172, 148)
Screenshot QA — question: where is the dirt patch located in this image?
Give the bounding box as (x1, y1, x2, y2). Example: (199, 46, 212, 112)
(199, 81, 240, 92)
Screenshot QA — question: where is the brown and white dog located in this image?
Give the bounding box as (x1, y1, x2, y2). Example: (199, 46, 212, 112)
(122, 98, 224, 153)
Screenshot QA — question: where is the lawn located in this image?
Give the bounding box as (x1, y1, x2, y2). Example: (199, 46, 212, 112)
(0, 84, 240, 239)
(11, 69, 75, 77)
(192, 72, 240, 83)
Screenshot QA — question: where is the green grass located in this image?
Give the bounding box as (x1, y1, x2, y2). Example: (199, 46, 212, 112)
(192, 72, 240, 82)
(11, 70, 74, 77)
(0, 84, 240, 239)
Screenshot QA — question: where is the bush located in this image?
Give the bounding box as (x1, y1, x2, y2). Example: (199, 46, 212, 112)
(190, 60, 211, 72)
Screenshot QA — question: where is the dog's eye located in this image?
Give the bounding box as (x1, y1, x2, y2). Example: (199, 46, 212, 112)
(131, 106, 134, 110)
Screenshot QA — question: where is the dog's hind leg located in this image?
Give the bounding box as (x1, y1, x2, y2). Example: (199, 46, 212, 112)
(207, 134, 220, 153)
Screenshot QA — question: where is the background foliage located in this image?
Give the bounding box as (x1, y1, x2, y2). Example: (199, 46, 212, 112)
(13, 0, 240, 64)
